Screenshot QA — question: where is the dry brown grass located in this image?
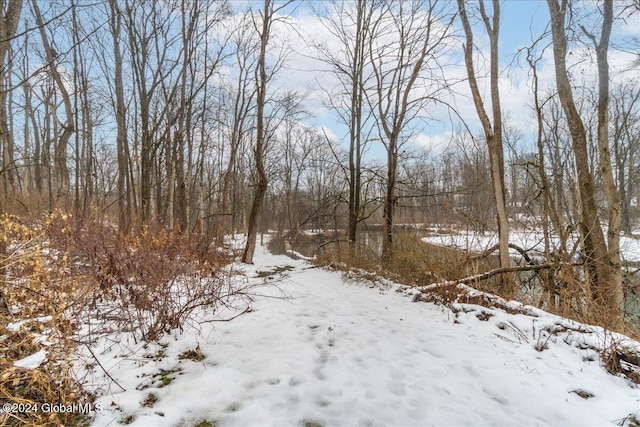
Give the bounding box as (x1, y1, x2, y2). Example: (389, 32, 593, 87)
(314, 232, 500, 291)
(44, 214, 233, 342)
(1, 212, 92, 426)
(0, 352, 92, 426)
(1, 211, 235, 425)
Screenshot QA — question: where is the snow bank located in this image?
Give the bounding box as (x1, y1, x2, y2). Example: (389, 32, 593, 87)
(13, 349, 48, 370)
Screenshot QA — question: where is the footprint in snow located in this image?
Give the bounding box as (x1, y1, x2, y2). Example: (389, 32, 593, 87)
(313, 366, 327, 381)
(352, 356, 368, 369)
(463, 360, 479, 377)
(315, 398, 331, 408)
(408, 398, 422, 408)
(316, 350, 329, 364)
(424, 347, 446, 359)
(387, 380, 406, 396)
(224, 402, 242, 413)
(245, 380, 259, 390)
(287, 394, 301, 410)
(299, 419, 324, 427)
(289, 376, 304, 386)
(408, 409, 427, 420)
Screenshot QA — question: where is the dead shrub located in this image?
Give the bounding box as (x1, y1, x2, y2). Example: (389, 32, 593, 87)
(601, 336, 640, 384)
(267, 235, 287, 255)
(1, 213, 92, 426)
(314, 232, 499, 290)
(43, 215, 235, 342)
(0, 359, 92, 427)
(0, 211, 243, 425)
(1, 327, 42, 362)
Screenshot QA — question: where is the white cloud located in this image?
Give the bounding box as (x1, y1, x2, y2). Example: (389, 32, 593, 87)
(221, 2, 640, 162)
(412, 132, 453, 156)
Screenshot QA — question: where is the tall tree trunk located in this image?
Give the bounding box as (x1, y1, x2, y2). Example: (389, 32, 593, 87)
(32, 0, 75, 206)
(347, 0, 369, 247)
(109, 0, 130, 232)
(457, 0, 512, 293)
(173, 0, 189, 233)
(72, 0, 80, 214)
(79, 72, 93, 212)
(370, 0, 451, 257)
(0, 0, 23, 212)
(242, 0, 278, 264)
(547, 0, 623, 329)
(526, 47, 569, 308)
(382, 134, 397, 255)
(584, 0, 623, 327)
(166, 129, 176, 229)
(174, 129, 186, 232)
(1, 49, 15, 208)
(27, 83, 43, 196)
(22, 81, 31, 194)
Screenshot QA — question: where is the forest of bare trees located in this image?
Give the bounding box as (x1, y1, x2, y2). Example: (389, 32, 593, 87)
(0, 0, 639, 328)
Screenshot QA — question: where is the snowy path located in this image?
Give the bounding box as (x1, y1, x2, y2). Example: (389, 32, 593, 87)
(91, 242, 639, 427)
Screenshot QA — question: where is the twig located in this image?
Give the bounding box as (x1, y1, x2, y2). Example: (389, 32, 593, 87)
(471, 243, 536, 264)
(80, 342, 126, 392)
(201, 305, 253, 323)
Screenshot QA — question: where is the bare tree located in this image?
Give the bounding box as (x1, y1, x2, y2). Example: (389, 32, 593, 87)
(368, 0, 455, 256)
(522, 43, 576, 309)
(457, 0, 512, 293)
(221, 12, 258, 238)
(31, 0, 75, 206)
(123, 0, 178, 225)
(0, 0, 23, 210)
(242, 0, 294, 264)
(610, 83, 640, 235)
(314, 0, 376, 247)
(106, 0, 131, 232)
(546, 0, 623, 328)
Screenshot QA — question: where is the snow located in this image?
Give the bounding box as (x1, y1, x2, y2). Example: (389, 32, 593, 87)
(423, 229, 640, 263)
(87, 241, 640, 427)
(286, 248, 315, 261)
(13, 349, 48, 370)
(7, 315, 53, 332)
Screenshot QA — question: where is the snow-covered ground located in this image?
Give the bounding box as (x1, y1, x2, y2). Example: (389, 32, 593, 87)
(87, 241, 640, 427)
(423, 229, 640, 263)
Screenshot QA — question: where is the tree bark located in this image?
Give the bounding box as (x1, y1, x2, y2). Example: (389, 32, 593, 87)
(222, 20, 256, 239)
(457, 0, 512, 293)
(109, 0, 130, 233)
(546, 0, 623, 329)
(32, 0, 74, 205)
(347, 0, 369, 247)
(0, 0, 23, 211)
(243, 0, 274, 264)
(588, 0, 623, 327)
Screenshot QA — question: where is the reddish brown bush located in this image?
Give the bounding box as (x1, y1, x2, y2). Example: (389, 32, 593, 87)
(44, 214, 235, 341)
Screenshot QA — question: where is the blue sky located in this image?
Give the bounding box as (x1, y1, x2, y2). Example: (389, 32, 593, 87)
(277, 0, 638, 162)
(280, 0, 555, 160)
(500, 1, 550, 56)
